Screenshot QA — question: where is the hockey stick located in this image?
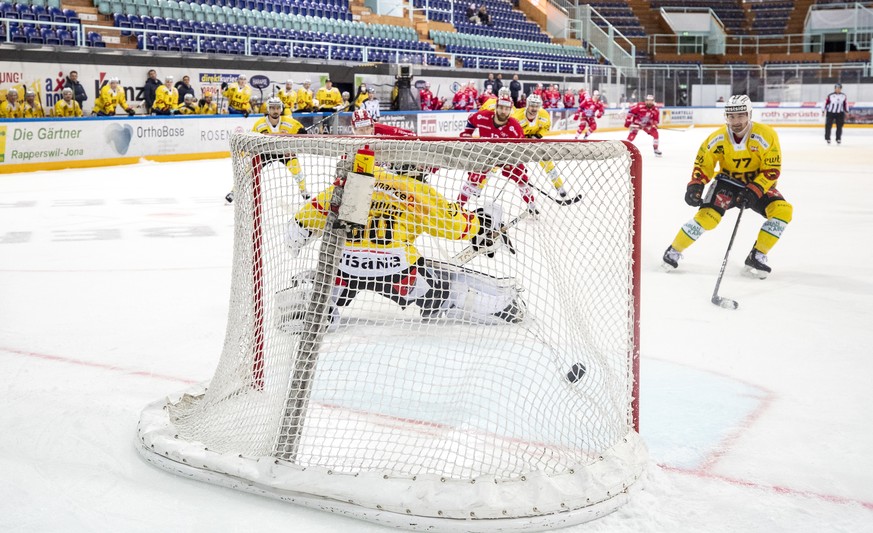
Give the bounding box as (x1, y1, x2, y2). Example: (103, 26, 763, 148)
(452, 210, 530, 265)
(711, 207, 744, 310)
(660, 124, 694, 133)
(305, 107, 343, 133)
(528, 180, 584, 206)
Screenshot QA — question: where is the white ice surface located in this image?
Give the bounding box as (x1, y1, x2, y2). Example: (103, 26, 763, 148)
(1, 127, 872, 532)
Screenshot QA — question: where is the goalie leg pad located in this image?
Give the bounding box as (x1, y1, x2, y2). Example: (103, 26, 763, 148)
(275, 271, 340, 334)
(420, 260, 525, 324)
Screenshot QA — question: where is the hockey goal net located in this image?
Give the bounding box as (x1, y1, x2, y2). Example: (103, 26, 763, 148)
(137, 134, 646, 531)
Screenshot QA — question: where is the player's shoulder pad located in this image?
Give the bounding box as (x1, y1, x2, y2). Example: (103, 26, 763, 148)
(703, 128, 727, 151)
(749, 122, 777, 149)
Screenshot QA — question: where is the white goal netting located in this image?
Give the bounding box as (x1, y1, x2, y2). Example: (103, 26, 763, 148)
(137, 134, 646, 531)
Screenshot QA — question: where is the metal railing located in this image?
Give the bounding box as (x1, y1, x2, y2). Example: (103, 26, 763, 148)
(647, 32, 824, 56)
(563, 2, 636, 77)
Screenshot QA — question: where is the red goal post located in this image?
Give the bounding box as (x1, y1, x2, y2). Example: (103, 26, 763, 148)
(137, 134, 645, 531)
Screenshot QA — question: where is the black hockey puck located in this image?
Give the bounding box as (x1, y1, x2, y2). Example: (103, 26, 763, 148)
(566, 362, 587, 383)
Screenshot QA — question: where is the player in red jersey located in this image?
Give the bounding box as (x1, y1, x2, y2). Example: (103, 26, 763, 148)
(457, 97, 538, 214)
(562, 89, 576, 110)
(419, 82, 434, 110)
(625, 94, 662, 156)
(574, 90, 605, 140)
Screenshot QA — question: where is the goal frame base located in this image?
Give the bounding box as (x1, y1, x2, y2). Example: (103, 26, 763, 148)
(137, 386, 648, 532)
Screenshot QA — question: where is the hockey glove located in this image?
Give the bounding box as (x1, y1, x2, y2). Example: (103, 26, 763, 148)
(471, 204, 504, 258)
(126, 108, 136, 116)
(684, 183, 704, 207)
(286, 221, 312, 257)
(198, 98, 206, 107)
(735, 183, 763, 209)
(221, 82, 228, 90)
(243, 111, 250, 118)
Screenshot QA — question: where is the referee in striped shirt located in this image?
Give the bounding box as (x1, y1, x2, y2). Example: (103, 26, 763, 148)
(823, 83, 848, 145)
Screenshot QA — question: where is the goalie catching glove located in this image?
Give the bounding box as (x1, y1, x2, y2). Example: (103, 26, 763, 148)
(286, 220, 312, 257)
(470, 203, 504, 258)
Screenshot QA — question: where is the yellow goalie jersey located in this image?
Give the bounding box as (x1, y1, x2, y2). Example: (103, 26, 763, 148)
(693, 122, 781, 193)
(512, 107, 551, 138)
(295, 171, 482, 265)
(251, 115, 305, 135)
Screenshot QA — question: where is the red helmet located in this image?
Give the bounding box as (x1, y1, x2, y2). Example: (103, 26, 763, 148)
(351, 109, 374, 129)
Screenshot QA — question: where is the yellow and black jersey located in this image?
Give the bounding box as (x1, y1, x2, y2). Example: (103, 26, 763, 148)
(354, 91, 369, 110)
(296, 88, 313, 111)
(277, 88, 297, 114)
(693, 122, 781, 193)
(479, 97, 497, 112)
(198, 101, 219, 115)
(315, 87, 342, 109)
(54, 99, 83, 117)
(251, 115, 306, 135)
(21, 102, 45, 118)
(177, 103, 198, 115)
(99, 85, 129, 114)
(512, 107, 551, 138)
(153, 85, 179, 112)
(0, 101, 20, 118)
(295, 171, 481, 265)
(223, 83, 252, 113)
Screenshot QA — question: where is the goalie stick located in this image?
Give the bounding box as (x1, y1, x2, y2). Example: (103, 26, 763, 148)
(451, 210, 530, 264)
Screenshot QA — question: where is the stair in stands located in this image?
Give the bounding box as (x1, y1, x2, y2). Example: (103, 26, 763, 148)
(785, 0, 814, 35)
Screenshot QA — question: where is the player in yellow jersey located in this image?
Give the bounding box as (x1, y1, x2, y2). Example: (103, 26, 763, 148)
(152, 75, 179, 115)
(98, 77, 136, 116)
(280, 154, 523, 330)
(663, 95, 793, 278)
(277, 80, 297, 114)
(296, 79, 314, 112)
(511, 94, 567, 197)
(177, 94, 199, 115)
(222, 74, 253, 116)
(21, 90, 45, 118)
(197, 91, 219, 115)
(225, 97, 309, 204)
(53, 88, 83, 117)
(315, 79, 342, 112)
(0, 89, 21, 118)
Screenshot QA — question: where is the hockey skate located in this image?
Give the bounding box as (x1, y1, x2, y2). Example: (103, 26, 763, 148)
(743, 248, 771, 279)
(661, 246, 682, 271)
(526, 202, 540, 218)
(653, 149, 663, 157)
